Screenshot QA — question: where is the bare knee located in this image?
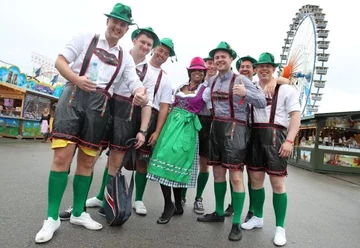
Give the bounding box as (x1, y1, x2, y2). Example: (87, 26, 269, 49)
(250, 171, 266, 189)
(270, 176, 286, 193)
(199, 156, 208, 173)
(52, 145, 76, 171)
(213, 166, 226, 182)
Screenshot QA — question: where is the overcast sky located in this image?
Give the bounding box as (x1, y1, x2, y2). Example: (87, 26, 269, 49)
(0, 0, 358, 114)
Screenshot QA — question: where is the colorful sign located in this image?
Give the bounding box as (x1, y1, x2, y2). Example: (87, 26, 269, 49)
(324, 153, 360, 168)
(0, 65, 64, 98)
(0, 117, 20, 136)
(22, 120, 41, 137)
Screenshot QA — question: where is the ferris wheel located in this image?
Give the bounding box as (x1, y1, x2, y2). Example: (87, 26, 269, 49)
(279, 4, 330, 117)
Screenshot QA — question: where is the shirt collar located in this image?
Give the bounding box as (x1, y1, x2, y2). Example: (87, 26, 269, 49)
(219, 71, 233, 82)
(99, 33, 121, 50)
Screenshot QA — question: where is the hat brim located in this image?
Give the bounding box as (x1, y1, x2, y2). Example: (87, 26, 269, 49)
(203, 57, 213, 62)
(187, 66, 207, 70)
(131, 29, 160, 48)
(240, 56, 257, 65)
(104, 14, 134, 25)
(209, 48, 237, 59)
(160, 43, 175, 57)
(253, 62, 279, 68)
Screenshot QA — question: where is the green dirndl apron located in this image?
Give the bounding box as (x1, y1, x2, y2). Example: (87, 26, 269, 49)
(147, 107, 202, 185)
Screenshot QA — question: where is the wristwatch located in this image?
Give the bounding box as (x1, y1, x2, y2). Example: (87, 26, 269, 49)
(139, 130, 148, 136)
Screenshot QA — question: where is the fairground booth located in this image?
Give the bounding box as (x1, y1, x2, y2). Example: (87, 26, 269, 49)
(289, 111, 360, 174)
(0, 65, 64, 139)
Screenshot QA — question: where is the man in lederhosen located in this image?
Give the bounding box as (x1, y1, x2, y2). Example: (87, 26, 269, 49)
(225, 55, 258, 219)
(197, 41, 266, 242)
(83, 27, 160, 215)
(240, 52, 300, 247)
(35, 3, 147, 244)
(131, 38, 176, 215)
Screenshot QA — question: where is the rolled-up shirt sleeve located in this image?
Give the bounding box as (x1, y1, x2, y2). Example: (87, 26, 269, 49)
(60, 32, 90, 63)
(239, 76, 266, 108)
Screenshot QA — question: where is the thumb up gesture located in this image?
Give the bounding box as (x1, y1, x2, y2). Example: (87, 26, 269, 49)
(133, 87, 148, 106)
(233, 81, 247, 97)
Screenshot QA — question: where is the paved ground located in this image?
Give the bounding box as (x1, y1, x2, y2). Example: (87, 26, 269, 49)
(1, 137, 360, 248)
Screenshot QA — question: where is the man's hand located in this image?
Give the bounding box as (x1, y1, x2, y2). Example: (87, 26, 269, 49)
(133, 88, 148, 106)
(74, 75, 97, 92)
(264, 78, 277, 98)
(148, 131, 159, 146)
(233, 82, 247, 97)
(279, 141, 293, 157)
(134, 132, 145, 149)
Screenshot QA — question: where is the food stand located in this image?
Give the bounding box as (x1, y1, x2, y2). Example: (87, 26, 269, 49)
(0, 65, 64, 139)
(290, 111, 360, 174)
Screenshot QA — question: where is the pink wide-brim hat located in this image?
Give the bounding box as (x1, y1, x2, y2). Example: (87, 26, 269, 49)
(187, 57, 207, 70)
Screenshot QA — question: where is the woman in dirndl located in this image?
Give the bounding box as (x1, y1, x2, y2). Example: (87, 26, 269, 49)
(147, 57, 211, 224)
(39, 107, 51, 143)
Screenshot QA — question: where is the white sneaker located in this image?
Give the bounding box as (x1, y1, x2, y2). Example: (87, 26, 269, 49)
(86, 197, 102, 208)
(35, 217, 61, 243)
(274, 226, 287, 246)
(241, 216, 264, 230)
(70, 212, 102, 230)
(132, 201, 147, 215)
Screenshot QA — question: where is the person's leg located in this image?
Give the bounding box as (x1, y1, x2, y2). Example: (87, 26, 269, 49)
(241, 171, 266, 230)
(35, 143, 76, 243)
(133, 159, 148, 215)
(157, 184, 175, 224)
(270, 175, 287, 246)
(197, 166, 226, 222)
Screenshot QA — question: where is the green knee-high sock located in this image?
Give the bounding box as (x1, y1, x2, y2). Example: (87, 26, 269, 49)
(47, 171, 69, 220)
(229, 180, 234, 206)
(196, 172, 209, 199)
(135, 171, 148, 201)
(182, 188, 188, 199)
(252, 188, 265, 218)
(248, 183, 254, 212)
(214, 182, 227, 216)
(84, 172, 94, 211)
(73, 175, 92, 217)
(102, 174, 114, 207)
(232, 192, 245, 224)
(273, 192, 288, 228)
(96, 168, 109, 201)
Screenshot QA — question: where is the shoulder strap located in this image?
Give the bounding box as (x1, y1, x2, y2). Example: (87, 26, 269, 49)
(153, 70, 163, 97)
(228, 74, 237, 118)
(269, 84, 281, 123)
(136, 63, 148, 82)
(105, 48, 123, 91)
(79, 34, 100, 76)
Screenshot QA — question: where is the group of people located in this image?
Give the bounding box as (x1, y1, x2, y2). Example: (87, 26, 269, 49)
(34, 2, 301, 247)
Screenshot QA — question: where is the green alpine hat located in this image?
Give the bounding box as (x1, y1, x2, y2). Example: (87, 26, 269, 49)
(253, 52, 279, 68)
(203, 56, 213, 62)
(236, 55, 257, 71)
(209, 41, 237, 59)
(160, 38, 176, 57)
(104, 3, 134, 25)
(131, 27, 160, 48)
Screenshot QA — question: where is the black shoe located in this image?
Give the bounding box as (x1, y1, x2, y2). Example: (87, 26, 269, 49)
(244, 211, 254, 223)
(174, 205, 184, 215)
(197, 212, 225, 222)
(224, 204, 234, 217)
(228, 224, 242, 241)
(98, 207, 105, 217)
(59, 206, 72, 221)
(157, 205, 175, 224)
